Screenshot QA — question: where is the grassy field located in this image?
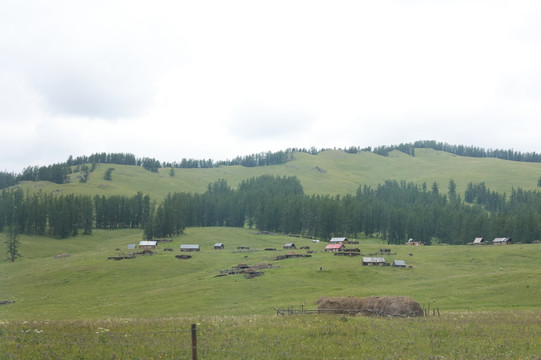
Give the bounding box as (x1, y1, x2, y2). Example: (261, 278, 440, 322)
(1, 227, 541, 358)
(17, 148, 541, 200)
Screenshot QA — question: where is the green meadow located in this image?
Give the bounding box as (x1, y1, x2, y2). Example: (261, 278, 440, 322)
(18, 148, 541, 200)
(1, 227, 541, 358)
(4, 148, 541, 358)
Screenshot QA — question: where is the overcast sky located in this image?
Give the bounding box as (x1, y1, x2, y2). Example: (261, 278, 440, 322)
(2, 0, 541, 172)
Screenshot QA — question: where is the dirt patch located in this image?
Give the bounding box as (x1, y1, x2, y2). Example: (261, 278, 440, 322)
(316, 296, 423, 317)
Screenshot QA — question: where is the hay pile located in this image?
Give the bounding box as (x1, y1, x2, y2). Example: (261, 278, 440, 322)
(316, 296, 423, 317)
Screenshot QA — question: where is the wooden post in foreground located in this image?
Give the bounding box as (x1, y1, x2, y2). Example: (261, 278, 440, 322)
(191, 323, 197, 360)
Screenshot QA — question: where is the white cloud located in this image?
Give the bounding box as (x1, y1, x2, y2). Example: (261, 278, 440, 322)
(1, 0, 541, 172)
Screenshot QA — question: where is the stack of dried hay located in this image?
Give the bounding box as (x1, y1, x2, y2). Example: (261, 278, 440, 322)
(316, 296, 423, 317)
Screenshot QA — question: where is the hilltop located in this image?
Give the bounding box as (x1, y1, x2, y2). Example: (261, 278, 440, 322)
(14, 148, 541, 200)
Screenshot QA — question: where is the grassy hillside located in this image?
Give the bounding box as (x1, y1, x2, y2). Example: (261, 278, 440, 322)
(2, 227, 540, 321)
(2, 228, 541, 358)
(16, 148, 541, 200)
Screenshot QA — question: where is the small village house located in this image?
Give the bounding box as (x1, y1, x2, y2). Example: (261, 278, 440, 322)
(330, 237, 348, 244)
(325, 243, 345, 252)
(283, 243, 296, 250)
(128, 244, 136, 250)
(180, 244, 200, 252)
(473, 237, 485, 245)
(393, 260, 407, 267)
(362, 256, 387, 266)
(214, 243, 225, 250)
(139, 241, 157, 249)
(493, 237, 512, 245)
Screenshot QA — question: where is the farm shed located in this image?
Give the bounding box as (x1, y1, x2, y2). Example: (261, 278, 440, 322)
(214, 243, 225, 250)
(330, 237, 348, 244)
(312, 239, 320, 243)
(406, 239, 424, 246)
(180, 244, 200, 252)
(362, 256, 387, 266)
(493, 237, 512, 245)
(393, 260, 407, 267)
(325, 243, 345, 252)
(127, 244, 136, 250)
(283, 243, 296, 249)
(473, 237, 485, 245)
(139, 241, 157, 249)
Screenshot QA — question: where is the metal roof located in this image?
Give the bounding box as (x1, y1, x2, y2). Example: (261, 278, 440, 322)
(493, 237, 511, 243)
(128, 244, 136, 249)
(139, 241, 157, 246)
(393, 260, 407, 266)
(362, 256, 386, 263)
(284, 243, 295, 247)
(325, 244, 344, 249)
(330, 237, 347, 243)
(214, 243, 224, 247)
(473, 238, 484, 244)
(180, 244, 200, 249)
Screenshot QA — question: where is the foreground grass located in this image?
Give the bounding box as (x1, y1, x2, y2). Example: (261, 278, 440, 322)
(1, 311, 540, 359)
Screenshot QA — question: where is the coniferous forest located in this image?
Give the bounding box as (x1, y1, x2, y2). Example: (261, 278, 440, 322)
(1, 174, 540, 244)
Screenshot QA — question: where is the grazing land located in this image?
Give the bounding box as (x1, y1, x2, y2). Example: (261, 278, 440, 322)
(1, 227, 540, 358)
(16, 148, 541, 200)
(3, 147, 541, 358)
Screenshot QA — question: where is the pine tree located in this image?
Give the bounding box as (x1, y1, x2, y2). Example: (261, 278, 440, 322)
(6, 224, 21, 262)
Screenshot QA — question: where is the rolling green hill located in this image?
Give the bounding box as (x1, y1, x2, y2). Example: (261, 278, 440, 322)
(3, 147, 541, 358)
(2, 227, 540, 321)
(16, 148, 541, 200)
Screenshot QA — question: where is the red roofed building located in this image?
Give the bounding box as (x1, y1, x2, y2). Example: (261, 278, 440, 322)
(325, 243, 345, 252)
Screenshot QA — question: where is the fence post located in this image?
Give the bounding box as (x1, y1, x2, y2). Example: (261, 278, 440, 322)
(191, 323, 197, 360)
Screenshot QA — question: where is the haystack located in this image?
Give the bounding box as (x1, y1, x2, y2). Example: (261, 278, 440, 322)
(316, 296, 423, 317)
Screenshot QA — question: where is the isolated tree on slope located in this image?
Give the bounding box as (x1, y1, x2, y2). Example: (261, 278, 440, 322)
(6, 224, 21, 262)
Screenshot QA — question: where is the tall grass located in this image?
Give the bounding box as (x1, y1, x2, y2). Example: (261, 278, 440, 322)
(2, 312, 540, 359)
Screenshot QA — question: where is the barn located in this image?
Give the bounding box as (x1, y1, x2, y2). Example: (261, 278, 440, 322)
(180, 244, 200, 252)
(139, 241, 157, 249)
(214, 243, 225, 250)
(362, 256, 387, 266)
(324, 243, 345, 252)
(330, 237, 348, 244)
(493, 237, 512, 245)
(393, 260, 407, 267)
(473, 237, 485, 245)
(283, 243, 296, 249)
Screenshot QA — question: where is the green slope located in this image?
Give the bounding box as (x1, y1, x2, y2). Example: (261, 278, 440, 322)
(16, 148, 541, 200)
(2, 227, 540, 321)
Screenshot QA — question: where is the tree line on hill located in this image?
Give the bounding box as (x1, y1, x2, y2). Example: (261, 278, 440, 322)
(2, 175, 540, 244)
(3, 140, 541, 191)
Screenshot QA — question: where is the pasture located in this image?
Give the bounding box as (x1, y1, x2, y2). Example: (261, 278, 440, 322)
(1, 227, 541, 358)
(17, 148, 541, 201)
